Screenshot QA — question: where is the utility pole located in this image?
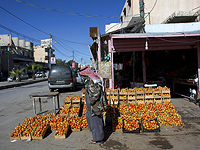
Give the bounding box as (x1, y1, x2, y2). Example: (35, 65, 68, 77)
(73, 51, 74, 61)
(49, 33, 52, 70)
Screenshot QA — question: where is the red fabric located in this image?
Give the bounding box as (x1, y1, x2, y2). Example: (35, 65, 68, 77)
(79, 67, 101, 82)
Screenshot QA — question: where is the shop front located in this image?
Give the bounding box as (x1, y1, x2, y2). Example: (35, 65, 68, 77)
(106, 32, 200, 102)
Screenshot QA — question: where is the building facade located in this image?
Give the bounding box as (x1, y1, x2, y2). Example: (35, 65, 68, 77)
(0, 34, 34, 80)
(105, 0, 200, 33)
(33, 45, 55, 70)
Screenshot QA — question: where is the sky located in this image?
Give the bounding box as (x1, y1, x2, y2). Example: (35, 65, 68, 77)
(0, 0, 125, 65)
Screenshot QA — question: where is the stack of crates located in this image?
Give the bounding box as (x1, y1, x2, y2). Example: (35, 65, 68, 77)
(144, 87, 154, 104)
(119, 88, 128, 105)
(128, 88, 136, 104)
(136, 88, 145, 104)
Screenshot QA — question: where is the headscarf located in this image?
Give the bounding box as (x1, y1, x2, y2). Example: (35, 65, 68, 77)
(79, 66, 100, 83)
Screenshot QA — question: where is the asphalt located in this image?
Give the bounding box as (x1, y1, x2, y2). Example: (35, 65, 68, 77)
(0, 77, 48, 90)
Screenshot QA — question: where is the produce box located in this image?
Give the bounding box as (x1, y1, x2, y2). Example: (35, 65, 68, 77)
(106, 88, 111, 95)
(63, 96, 72, 106)
(145, 99, 154, 104)
(9, 123, 22, 140)
(9, 134, 21, 141)
(70, 117, 82, 132)
(110, 88, 118, 95)
(136, 99, 145, 105)
(112, 117, 123, 132)
(71, 96, 81, 108)
(119, 88, 128, 95)
(32, 124, 50, 140)
(122, 119, 140, 133)
(128, 99, 136, 104)
(141, 118, 160, 132)
(136, 94, 144, 99)
(154, 98, 163, 103)
(20, 131, 32, 140)
(163, 98, 171, 103)
(162, 93, 171, 99)
(127, 88, 136, 95)
(54, 124, 69, 139)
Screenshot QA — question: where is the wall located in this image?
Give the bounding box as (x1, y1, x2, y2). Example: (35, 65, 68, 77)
(33, 46, 48, 63)
(122, 0, 200, 25)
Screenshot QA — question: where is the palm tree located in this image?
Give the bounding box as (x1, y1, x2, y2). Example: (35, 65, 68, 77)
(26, 63, 43, 80)
(10, 68, 25, 82)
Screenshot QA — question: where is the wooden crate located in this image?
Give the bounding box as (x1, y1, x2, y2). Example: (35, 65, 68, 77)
(136, 94, 144, 100)
(111, 89, 119, 95)
(136, 99, 145, 105)
(9, 134, 21, 140)
(145, 99, 154, 104)
(153, 90, 162, 99)
(54, 125, 69, 139)
(106, 88, 111, 95)
(32, 125, 50, 140)
(154, 98, 163, 103)
(163, 98, 171, 103)
(20, 133, 32, 140)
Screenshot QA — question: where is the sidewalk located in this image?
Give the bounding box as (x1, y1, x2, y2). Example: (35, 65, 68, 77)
(0, 77, 48, 90)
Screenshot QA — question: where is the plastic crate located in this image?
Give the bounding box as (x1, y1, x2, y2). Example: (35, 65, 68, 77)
(122, 119, 141, 133)
(141, 118, 160, 132)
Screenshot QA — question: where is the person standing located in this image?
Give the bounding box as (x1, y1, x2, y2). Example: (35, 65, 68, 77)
(79, 66, 107, 144)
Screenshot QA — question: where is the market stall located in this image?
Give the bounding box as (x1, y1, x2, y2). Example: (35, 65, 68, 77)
(106, 32, 200, 103)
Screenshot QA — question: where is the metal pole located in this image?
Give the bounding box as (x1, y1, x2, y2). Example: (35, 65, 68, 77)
(49, 34, 52, 70)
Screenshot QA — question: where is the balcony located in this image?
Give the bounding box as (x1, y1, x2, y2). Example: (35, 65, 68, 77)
(12, 54, 34, 62)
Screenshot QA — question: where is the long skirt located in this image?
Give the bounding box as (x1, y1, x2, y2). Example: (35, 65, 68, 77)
(85, 90, 104, 142)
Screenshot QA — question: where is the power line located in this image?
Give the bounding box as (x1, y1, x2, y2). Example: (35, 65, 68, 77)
(16, 0, 119, 18)
(53, 37, 91, 57)
(0, 23, 40, 43)
(0, 6, 49, 36)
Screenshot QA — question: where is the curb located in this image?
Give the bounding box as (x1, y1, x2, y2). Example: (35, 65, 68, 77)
(0, 78, 48, 90)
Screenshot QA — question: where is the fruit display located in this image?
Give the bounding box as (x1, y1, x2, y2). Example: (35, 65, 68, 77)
(70, 117, 82, 131)
(123, 119, 140, 133)
(141, 118, 160, 132)
(113, 117, 123, 131)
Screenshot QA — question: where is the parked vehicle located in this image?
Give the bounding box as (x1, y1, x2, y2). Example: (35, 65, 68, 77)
(35, 72, 46, 78)
(16, 74, 29, 80)
(48, 65, 77, 92)
(7, 76, 14, 82)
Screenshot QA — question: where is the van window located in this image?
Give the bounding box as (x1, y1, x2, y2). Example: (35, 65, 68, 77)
(50, 67, 71, 76)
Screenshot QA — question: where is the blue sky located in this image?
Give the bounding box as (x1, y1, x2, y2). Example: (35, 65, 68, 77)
(0, 0, 125, 65)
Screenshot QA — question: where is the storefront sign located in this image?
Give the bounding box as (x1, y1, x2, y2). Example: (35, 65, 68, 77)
(98, 62, 112, 79)
(51, 57, 56, 64)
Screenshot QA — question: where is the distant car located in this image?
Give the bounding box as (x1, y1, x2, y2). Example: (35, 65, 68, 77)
(16, 74, 29, 80)
(7, 76, 14, 82)
(35, 72, 46, 78)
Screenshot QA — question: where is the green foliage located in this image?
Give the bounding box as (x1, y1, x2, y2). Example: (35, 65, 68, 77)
(56, 59, 67, 65)
(26, 63, 43, 79)
(10, 68, 24, 82)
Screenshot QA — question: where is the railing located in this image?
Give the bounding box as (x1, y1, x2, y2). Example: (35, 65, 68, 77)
(12, 54, 34, 61)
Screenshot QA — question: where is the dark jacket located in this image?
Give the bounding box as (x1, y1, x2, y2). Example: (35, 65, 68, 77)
(83, 77, 107, 116)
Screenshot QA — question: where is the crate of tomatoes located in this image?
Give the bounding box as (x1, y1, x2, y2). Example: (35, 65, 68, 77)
(141, 118, 160, 132)
(122, 119, 141, 133)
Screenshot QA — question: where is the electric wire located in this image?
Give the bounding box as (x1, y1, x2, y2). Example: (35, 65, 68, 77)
(0, 6, 49, 36)
(0, 23, 40, 43)
(16, 0, 119, 18)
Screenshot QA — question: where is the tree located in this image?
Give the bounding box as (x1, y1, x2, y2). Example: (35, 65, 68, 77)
(10, 68, 24, 82)
(26, 63, 43, 79)
(56, 59, 67, 65)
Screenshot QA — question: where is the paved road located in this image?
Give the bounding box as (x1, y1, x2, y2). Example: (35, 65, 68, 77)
(0, 79, 200, 150)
